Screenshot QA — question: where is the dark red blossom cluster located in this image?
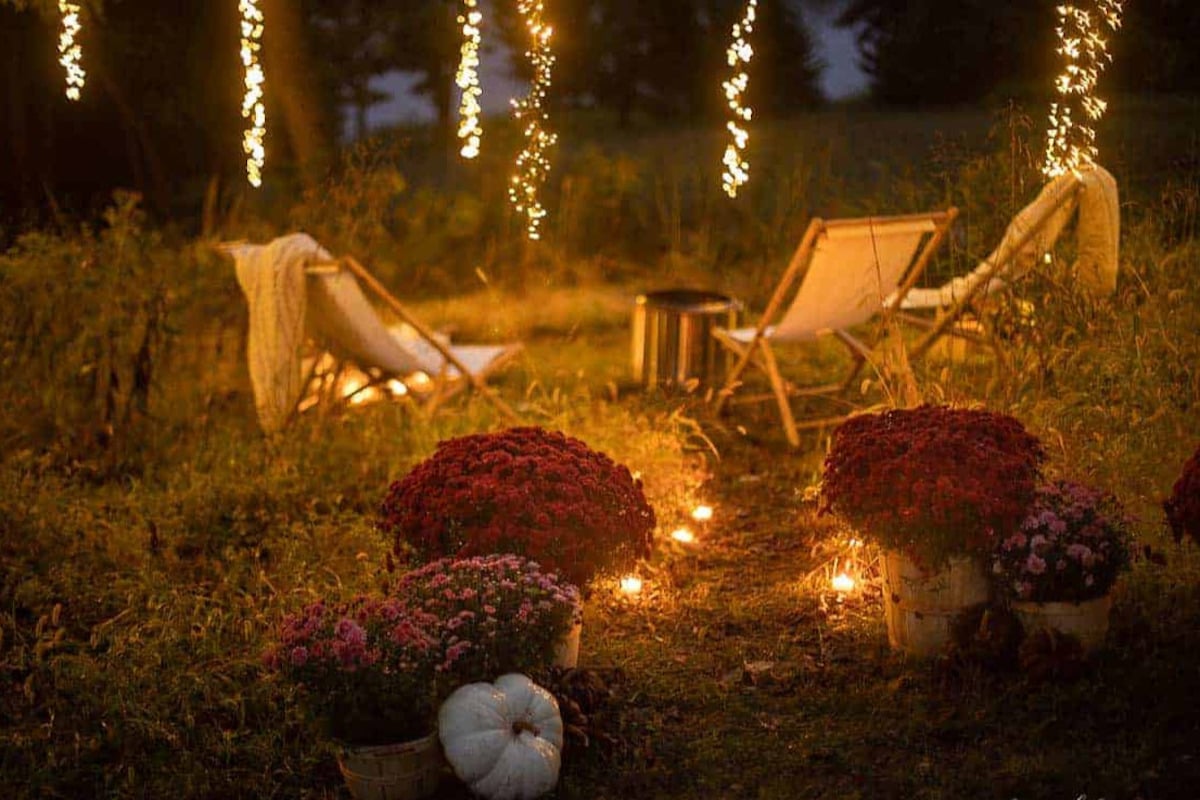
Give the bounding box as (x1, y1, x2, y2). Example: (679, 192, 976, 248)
(821, 405, 1045, 567)
(380, 427, 656, 586)
(1165, 443, 1200, 545)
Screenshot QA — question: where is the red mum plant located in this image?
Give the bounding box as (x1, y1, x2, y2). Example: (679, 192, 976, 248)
(821, 405, 1046, 568)
(395, 554, 581, 686)
(380, 427, 656, 587)
(1165, 443, 1200, 545)
(262, 596, 440, 746)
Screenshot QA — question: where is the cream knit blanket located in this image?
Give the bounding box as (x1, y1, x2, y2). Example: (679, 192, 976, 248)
(228, 233, 330, 433)
(901, 164, 1120, 309)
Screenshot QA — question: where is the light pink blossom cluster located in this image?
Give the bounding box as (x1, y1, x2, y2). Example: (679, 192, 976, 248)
(263, 555, 581, 744)
(262, 596, 441, 745)
(992, 480, 1134, 603)
(395, 553, 581, 683)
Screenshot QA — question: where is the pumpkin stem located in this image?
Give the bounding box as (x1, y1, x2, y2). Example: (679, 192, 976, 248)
(512, 719, 540, 737)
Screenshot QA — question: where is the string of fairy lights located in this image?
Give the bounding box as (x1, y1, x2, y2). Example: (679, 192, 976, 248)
(239, 0, 267, 188)
(58, 1, 85, 101)
(455, 0, 485, 160)
(1042, 0, 1123, 178)
(42, 1, 1125, 200)
(507, 0, 557, 240)
(721, 0, 757, 198)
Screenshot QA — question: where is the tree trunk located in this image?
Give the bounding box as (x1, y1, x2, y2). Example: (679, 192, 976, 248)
(2, 16, 33, 210)
(431, 62, 454, 142)
(261, 0, 332, 184)
(89, 36, 170, 212)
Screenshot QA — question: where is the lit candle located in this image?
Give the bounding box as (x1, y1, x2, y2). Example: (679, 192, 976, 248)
(670, 527, 695, 544)
(831, 572, 856, 593)
(619, 575, 643, 594)
(691, 504, 713, 522)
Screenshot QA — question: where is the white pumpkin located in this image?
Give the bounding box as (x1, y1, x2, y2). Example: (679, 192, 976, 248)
(438, 673, 564, 800)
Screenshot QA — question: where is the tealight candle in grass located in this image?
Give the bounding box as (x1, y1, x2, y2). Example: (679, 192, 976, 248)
(671, 527, 695, 544)
(831, 572, 856, 593)
(691, 504, 714, 522)
(620, 575, 643, 595)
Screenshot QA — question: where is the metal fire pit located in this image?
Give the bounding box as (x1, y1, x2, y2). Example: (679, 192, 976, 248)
(631, 289, 741, 389)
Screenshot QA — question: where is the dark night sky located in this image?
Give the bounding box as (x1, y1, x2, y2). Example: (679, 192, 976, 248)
(361, 5, 865, 133)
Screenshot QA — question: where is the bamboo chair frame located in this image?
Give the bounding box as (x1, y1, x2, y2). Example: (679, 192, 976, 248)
(219, 241, 522, 424)
(712, 208, 958, 447)
(897, 179, 1086, 363)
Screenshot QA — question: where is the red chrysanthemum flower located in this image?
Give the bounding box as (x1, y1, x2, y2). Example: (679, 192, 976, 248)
(379, 427, 656, 586)
(820, 405, 1045, 567)
(1165, 444, 1200, 545)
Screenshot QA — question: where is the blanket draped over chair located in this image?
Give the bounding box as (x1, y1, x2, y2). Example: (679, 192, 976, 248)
(225, 233, 523, 433)
(902, 165, 1119, 311)
(226, 234, 320, 433)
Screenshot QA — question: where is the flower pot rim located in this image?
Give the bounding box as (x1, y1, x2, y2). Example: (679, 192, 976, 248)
(338, 730, 439, 755)
(1011, 594, 1113, 610)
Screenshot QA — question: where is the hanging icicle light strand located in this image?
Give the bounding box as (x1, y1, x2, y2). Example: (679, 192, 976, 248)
(721, 0, 757, 198)
(508, 0, 557, 240)
(1042, 0, 1123, 178)
(455, 0, 484, 159)
(239, 0, 267, 188)
(58, 1, 85, 101)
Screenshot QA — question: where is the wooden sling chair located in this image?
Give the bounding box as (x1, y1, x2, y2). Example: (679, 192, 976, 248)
(221, 234, 523, 430)
(712, 208, 958, 447)
(893, 166, 1117, 362)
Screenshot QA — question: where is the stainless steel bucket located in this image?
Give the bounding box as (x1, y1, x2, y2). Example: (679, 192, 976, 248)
(631, 289, 741, 388)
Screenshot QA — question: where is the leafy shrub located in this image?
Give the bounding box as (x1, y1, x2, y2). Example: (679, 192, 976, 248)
(0, 193, 167, 452)
(821, 405, 1045, 567)
(380, 426, 656, 586)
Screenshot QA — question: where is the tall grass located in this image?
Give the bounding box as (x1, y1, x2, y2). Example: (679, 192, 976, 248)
(2, 100, 1198, 797)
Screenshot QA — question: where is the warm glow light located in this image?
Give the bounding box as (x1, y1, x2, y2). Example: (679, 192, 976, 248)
(691, 505, 714, 522)
(386, 379, 409, 397)
(58, 2, 85, 101)
(847, 538, 863, 548)
(455, 0, 484, 159)
(408, 371, 432, 388)
(239, 0, 267, 188)
(720, 0, 757, 198)
(671, 527, 696, 544)
(831, 572, 856, 593)
(508, 0, 557, 240)
(619, 575, 643, 594)
(1043, 0, 1122, 178)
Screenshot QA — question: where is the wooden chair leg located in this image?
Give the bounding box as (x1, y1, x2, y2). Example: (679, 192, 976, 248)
(713, 337, 756, 415)
(759, 341, 800, 448)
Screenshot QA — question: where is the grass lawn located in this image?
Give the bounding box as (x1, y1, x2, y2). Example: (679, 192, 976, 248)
(3, 104, 1200, 798)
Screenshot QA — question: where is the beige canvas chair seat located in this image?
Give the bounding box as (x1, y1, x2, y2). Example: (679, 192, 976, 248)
(222, 233, 522, 432)
(712, 208, 958, 447)
(892, 165, 1119, 360)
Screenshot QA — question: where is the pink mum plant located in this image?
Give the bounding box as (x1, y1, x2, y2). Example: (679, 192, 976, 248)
(992, 480, 1134, 603)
